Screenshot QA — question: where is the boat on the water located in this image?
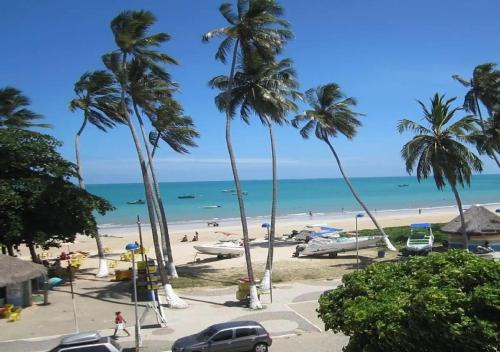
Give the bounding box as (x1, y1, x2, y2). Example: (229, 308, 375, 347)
(178, 195, 195, 199)
(127, 199, 145, 205)
(398, 184, 409, 187)
(203, 205, 221, 208)
(295, 235, 382, 257)
(194, 240, 243, 258)
(405, 223, 434, 254)
(222, 189, 235, 193)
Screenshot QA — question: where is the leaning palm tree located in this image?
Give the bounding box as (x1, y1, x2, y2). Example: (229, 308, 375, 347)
(398, 94, 483, 250)
(127, 59, 179, 276)
(452, 63, 500, 167)
(203, 0, 292, 309)
(108, 10, 187, 308)
(210, 55, 301, 290)
(0, 87, 51, 129)
(292, 83, 396, 251)
(69, 70, 123, 277)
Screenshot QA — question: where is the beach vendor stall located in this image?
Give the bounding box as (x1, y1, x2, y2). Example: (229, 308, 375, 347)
(0, 255, 48, 310)
(441, 206, 500, 251)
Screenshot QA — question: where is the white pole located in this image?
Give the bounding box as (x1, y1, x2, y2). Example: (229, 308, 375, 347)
(131, 252, 141, 351)
(355, 217, 359, 270)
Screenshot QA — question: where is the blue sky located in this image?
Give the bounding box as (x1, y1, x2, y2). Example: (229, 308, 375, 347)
(2, 0, 499, 183)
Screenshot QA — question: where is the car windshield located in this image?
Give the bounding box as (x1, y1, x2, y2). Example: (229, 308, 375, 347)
(198, 327, 217, 341)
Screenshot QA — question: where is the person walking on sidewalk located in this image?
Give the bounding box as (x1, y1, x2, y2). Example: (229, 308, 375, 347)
(112, 311, 131, 338)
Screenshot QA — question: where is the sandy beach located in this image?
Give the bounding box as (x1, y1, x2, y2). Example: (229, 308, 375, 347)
(22, 204, 498, 278)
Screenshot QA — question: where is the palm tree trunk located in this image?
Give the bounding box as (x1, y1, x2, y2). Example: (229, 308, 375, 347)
(28, 243, 39, 263)
(75, 116, 108, 277)
(133, 103, 178, 278)
(475, 96, 500, 168)
(450, 183, 469, 251)
(151, 133, 161, 158)
(226, 40, 261, 309)
(7, 245, 14, 257)
(119, 52, 186, 308)
(75, 117, 87, 189)
(323, 138, 396, 251)
(261, 119, 276, 292)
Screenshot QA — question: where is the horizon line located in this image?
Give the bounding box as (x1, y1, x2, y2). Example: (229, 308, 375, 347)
(85, 172, 500, 186)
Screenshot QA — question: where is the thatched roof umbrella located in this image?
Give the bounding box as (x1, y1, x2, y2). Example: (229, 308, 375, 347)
(441, 206, 500, 235)
(0, 255, 47, 287)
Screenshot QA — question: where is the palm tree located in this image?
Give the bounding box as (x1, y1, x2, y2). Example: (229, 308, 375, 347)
(398, 94, 483, 250)
(0, 87, 51, 129)
(128, 60, 199, 278)
(128, 59, 179, 276)
(292, 83, 396, 251)
(203, 0, 292, 309)
(108, 10, 187, 308)
(452, 63, 500, 167)
(69, 70, 123, 277)
(210, 55, 301, 290)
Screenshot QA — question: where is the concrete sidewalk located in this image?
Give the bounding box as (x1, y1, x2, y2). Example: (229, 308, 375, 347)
(0, 275, 346, 351)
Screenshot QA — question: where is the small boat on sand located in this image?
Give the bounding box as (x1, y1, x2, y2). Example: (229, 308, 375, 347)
(127, 199, 145, 205)
(405, 223, 434, 254)
(178, 195, 195, 199)
(290, 225, 343, 242)
(194, 240, 243, 258)
(295, 235, 382, 257)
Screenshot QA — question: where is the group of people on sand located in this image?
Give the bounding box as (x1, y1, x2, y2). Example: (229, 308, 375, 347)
(181, 231, 199, 242)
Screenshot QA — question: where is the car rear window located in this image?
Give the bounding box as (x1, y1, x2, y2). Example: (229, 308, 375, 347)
(235, 327, 257, 338)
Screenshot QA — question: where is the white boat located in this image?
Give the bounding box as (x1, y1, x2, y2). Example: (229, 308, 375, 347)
(406, 223, 434, 254)
(296, 235, 382, 257)
(203, 205, 221, 208)
(194, 240, 244, 257)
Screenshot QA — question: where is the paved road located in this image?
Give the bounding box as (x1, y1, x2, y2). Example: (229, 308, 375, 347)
(0, 331, 348, 352)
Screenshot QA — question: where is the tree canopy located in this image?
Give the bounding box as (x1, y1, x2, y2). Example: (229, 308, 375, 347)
(0, 129, 113, 255)
(318, 250, 500, 352)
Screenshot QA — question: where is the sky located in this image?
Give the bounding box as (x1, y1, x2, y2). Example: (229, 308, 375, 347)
(1, 0, 499, 183)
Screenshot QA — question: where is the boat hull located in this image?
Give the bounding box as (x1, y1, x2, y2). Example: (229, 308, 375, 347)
(193, 245, 244, 256)
(300, 236, 382, 256)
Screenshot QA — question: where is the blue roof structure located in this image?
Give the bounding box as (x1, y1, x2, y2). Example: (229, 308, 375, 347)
(410, 223, 431, 229)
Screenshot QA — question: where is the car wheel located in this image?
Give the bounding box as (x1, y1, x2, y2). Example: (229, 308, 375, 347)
(254, 342, 268, 352)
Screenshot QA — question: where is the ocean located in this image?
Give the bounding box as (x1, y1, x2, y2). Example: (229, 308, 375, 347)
(87, 174, 500, 228)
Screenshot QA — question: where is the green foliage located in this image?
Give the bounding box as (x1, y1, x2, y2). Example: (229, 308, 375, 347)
(318, 250, 500, 352)
(0, 128, 113, 250)
(398, 93, 482, 190)
(0, 86, 51, 129)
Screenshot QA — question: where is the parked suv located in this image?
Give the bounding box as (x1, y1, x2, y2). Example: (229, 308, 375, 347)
(49, 331, 122, 352)
(172, 320, 272, 352)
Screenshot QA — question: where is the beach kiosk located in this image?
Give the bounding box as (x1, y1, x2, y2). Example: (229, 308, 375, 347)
(0, 255, 47, 308)
(441, 206, 500, 251)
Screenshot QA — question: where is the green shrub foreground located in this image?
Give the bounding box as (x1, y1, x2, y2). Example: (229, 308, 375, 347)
(318, 250, 500, 352)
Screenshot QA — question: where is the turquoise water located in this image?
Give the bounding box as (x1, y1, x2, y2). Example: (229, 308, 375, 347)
(87, 175, 500, 227)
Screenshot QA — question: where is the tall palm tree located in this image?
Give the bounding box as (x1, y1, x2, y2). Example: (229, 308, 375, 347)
(129, 60, 199, 278)
(128, 59, 179, 276)
(0, 87, 51, 129)
(203, 0, 292, 309)
(69, 70, 123, 277)
(109, 10, 187, 308)
(398, 94, 483, 250)
(292, 83, 396, 251)
(210, 55, 301, 290)
(452, 63, 500, 167)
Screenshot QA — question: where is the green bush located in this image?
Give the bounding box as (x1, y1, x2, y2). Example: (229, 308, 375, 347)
(318, 250, 500, 352)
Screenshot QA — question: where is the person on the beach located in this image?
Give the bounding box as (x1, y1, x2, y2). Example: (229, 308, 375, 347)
(192, 232, 199, 242)
(181, 235, 188, 242)
(419, 208, 422, 215)
(112, 311, 130, 338)
(308, 211, 313, 217)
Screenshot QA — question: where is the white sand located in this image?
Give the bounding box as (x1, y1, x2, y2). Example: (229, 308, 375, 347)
(27, 204, 498, 271)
